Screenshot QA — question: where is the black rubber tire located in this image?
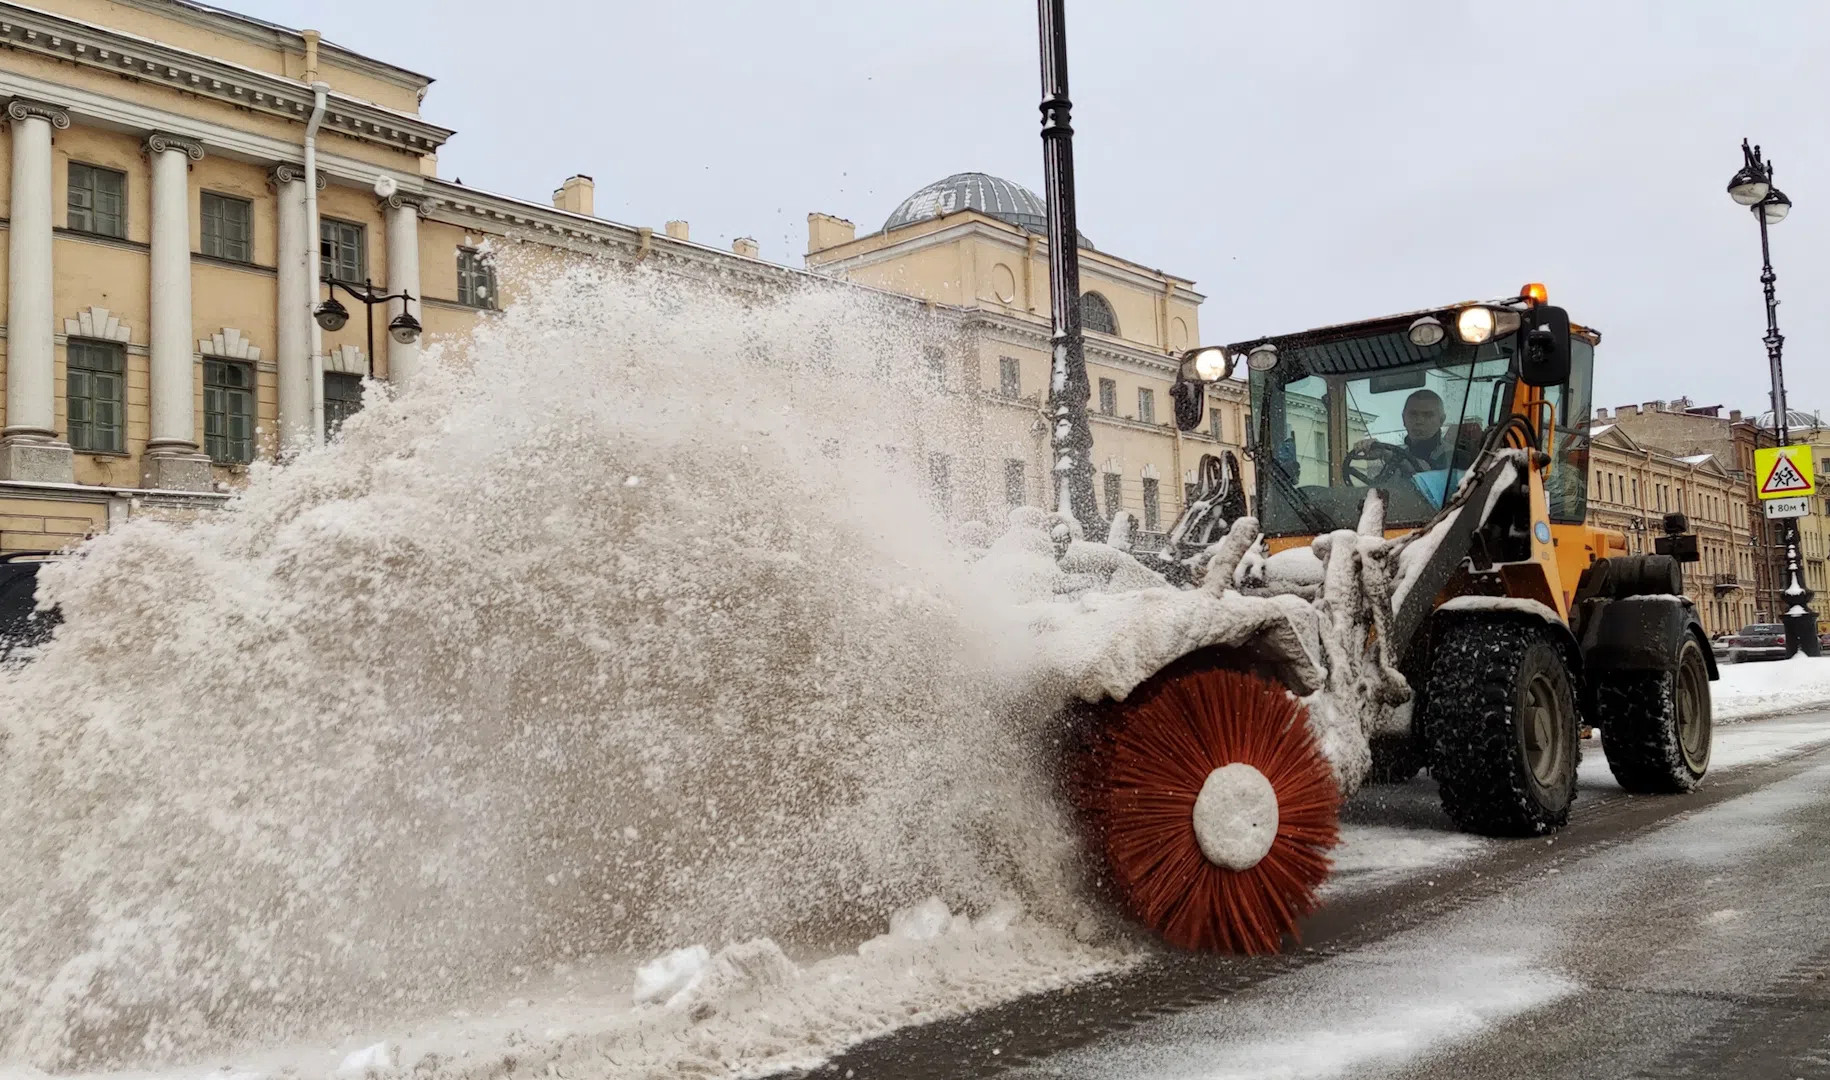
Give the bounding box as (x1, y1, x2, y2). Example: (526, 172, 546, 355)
(1596, 636, 1712, 793)
(1366, 734, 1424, 784)
(1425, 617, 1580, 837)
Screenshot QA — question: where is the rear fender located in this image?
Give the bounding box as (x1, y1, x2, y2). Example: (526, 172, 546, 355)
(1578, 595, 1714, 680)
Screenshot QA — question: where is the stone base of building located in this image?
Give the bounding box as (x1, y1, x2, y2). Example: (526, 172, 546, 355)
(0, 437, 75, 484)
(140, 448, 215, 492)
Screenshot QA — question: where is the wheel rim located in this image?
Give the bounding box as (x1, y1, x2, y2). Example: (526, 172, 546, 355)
(1520, 670, 1566, 787)
(1677, 647, 1711, 772)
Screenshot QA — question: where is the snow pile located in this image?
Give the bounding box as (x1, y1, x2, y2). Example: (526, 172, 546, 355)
(1714, 653, 1830, 720)
(0, 261, 1112, 1072)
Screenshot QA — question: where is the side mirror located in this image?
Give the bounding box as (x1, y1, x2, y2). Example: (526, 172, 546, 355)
(1520, 304, 1572, 387)
(1171, 377, 1205, 432)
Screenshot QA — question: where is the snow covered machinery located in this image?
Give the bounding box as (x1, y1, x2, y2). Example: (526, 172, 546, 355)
(1064, 285, 1716, 953)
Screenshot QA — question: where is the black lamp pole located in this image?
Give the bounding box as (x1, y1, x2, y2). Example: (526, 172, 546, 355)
(1037, 0, 1101, 537)
(1729, 139, 1818, 656)
(319, 276, 418, 379)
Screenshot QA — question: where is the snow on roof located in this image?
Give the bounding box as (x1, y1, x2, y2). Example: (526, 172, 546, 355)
(1680, 453, 1714, 464)
(1589, 424, 1615, 439)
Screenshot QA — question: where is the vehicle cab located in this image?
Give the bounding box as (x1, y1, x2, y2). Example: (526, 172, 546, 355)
(1171, 287, 1597, 544)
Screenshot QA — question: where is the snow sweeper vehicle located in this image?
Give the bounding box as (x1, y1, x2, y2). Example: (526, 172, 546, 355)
(1044, 285, 1715, 954)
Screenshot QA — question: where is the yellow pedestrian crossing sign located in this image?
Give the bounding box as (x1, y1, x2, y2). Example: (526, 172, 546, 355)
(1756, 445, 1816, 499)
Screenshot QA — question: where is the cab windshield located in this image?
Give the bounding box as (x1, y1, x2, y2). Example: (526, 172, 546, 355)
(1250, 329, 1593, 536)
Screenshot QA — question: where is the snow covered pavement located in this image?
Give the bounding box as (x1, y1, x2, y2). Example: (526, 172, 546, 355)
(1711, 651, 1830, 720)
(999, 748, 1830, 1080)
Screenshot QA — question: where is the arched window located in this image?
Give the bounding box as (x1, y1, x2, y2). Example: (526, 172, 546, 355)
(1080, 292, 1118, 336)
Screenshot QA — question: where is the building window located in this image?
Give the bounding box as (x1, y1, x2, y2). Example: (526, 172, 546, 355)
(999, 356, 1022, 398)
(1138, 387, 1156, 425)
(1208, 406, 1222, 441)
(66, 339, 125, 453)
(1005, 459, 1026, 507)
(1104, 472, 1122, 517)
(67, 162, 126, 238)
(203, 359, 256, 463)
(928, 452, 952, 514)
(457, 247, 496, 308)
(324, 372, 363, 439)
(924, 346, 946, 389)
(200, 192, 253, 262)
(320, 218, 365, 281)
(1098, 378, 1117, 416)
(1081, 292, 1118, 336)
(1143, 477, 1161, 530)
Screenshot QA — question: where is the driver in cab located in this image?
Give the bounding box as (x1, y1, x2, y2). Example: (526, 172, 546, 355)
(1352, 389, 1480, 481)
(1397, 389, 1455, 470)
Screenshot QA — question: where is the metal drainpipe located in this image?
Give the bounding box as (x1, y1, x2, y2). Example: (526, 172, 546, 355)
(304, 79, 329, 443)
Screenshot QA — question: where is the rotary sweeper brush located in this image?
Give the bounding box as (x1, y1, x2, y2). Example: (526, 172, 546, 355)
(1001, 285, 1718, 954)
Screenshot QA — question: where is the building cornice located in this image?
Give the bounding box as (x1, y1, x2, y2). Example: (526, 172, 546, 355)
(963, 307, 1239, 388)
(0, 3, 452, 155)
(812, 216, 1207, 304)
(101, 0, 434, 93)
(420, 178, 983, 323)
(0, 65, 425, 191)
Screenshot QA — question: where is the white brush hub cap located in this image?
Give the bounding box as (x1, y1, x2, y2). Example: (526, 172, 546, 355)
(1191, 763, 1280, 871)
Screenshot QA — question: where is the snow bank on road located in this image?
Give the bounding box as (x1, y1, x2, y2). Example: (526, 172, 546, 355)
(30, 901, 1125, 1080)
(1714, 653, 1830, 720)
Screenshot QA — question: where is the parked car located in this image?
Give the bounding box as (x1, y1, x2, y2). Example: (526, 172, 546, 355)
(0, 551, 60, 662)
(1722, 622, 1788, 663)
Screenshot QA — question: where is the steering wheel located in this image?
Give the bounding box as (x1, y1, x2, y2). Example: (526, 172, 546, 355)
(1344, 441, 1428, 487)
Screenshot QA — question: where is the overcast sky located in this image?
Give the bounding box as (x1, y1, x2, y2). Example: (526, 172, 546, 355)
(235, 0, 1830, 416)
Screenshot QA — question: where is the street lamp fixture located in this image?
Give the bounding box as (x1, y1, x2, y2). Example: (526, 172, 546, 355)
(313, 296, 350, 333)
(388, 312, 423, 345)
(1726, 159, 1770, 206)
(317, 276, 420, 379)
(1761, 188, 1791, 224)
(1726, 137, 1819, 656)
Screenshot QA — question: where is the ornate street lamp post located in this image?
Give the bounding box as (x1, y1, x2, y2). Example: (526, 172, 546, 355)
(1727, 139, 1818, 656)
(1037, 0, 1100, 536)
(314, 277, 422, 380)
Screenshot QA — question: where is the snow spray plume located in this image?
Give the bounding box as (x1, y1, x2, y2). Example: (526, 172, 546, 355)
(0, 260, 1092, 1070)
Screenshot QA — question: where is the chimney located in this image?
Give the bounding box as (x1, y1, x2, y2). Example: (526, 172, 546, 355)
(732, 236, 759, 258)
(1643, 400, 1662, 413)
(1595, 406, 1611, 420)
(664, 220, 690, 241)
(807, 212, 856, 254)
(1730, 409, 1743, 422)
(553, 174, 594, 216)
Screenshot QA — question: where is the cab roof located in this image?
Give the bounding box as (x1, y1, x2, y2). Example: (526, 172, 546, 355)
(1226, 298, 1601, 355)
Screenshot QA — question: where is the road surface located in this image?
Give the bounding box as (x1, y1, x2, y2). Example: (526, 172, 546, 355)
(788, 712, 1830, 1080)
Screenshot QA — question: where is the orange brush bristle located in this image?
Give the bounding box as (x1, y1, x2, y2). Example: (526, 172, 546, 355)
(1073, 664, 1341, 953)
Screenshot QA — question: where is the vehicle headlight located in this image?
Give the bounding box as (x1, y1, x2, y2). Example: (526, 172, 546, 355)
(1454, 305, 1522, 345)
(1178, 345, 1232, 383)
(1247, 343, 1279, 371)
(1407, 315, 1446, 348)
(1456, 305, 1497, 344)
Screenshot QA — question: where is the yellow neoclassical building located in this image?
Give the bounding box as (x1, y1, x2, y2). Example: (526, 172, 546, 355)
(0, 1, 1241, 552)
(806, 173, 1249, 537)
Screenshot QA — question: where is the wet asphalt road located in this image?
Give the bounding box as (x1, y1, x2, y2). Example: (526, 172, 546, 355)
(785, 714, 1830, 1080)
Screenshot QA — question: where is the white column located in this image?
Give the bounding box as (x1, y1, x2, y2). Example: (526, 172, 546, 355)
(270, 164, 318, 456)
(0, 98, 73, 483)
(382, 193, 425, 387)
(141, 132, 211, 491)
